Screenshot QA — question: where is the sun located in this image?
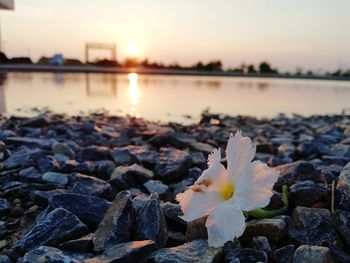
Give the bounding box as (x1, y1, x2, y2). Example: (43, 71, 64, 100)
(127, 43, 140, 58)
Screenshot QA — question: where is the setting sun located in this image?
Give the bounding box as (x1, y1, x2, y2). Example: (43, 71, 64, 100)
(127, 43, 140, 58)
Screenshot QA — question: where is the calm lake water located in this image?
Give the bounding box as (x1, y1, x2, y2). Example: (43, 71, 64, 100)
(1, 72, 350, 124)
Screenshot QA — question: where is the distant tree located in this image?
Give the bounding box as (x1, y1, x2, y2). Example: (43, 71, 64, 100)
(306, 70, 314, 76)
(9, 57, 33, 64)
(95, 59, 119, 67)
(331, 69, 342, 77)
(0, 52, 8, 64)
(247, 64, 257, 74)
(64, 58, 83, 66)
(124, 58, 139, 67)
(342, 70, 350, 78)
(37, 56, 49, 65)
(259, 62, 277, 74)
(295, 67, 303, 76)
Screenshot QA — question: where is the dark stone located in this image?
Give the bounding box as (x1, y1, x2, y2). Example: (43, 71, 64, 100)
(148, 239, 222, 263)
(22, 246, 90, 263)
(110, 148, 136, 166)
(15, 208, 88, 253)
(49, 193, 111, 230)
(124, 145, 159, 168)
(42, 172, 68, 185)
(135, 194, 168, 248)
(58, 233, 94, 253)
(289, 206, 340, 246)
(160, 202, 187, 232)
(289, 181, 329, 208)
(132, 194, 149, 217)
(167, 231, 186, 247)
(169, 132, 196, 149)
(32, 189, 69, 207)
(190, 152, 207, 169)
(274, 161, 324, 190)
(87, 240, 156, 263)
(252, 236, 272, 261)
(336, 162, 350, 211)
(154, 147, 192, 183)
(36, 155, 60, 173)
(3, 147, 43, 170)
(0, 198, 11, 216)
(109, 164, 154, 191)
(93, 191, 133, 252)
(242, 218, 286, 243)
(71, 173, 113, 200)
(22, 116, 49, 128)
(185, 216, 208, 241)
(77, 146, 111, 161)
(332, 210, 350, 247)
(94, 160, 116, 180)
(293, 245, 333, 263)
(60, 159, 79, 173)
(274, 245, 295, 263)
(143, 180, 171, 201)
(19, 167, 42, 181)
(225, 248, 268, 263)
(52, 142, 76, 159)
(0, 256, 11, 263)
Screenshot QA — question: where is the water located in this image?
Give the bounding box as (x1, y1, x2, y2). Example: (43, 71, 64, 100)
(1, 72, 350, 124)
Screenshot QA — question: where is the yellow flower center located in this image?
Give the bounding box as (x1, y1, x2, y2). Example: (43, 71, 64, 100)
(219, 182, 235, 201)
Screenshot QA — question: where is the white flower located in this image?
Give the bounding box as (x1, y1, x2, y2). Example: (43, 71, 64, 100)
(176, 131, 278, 247)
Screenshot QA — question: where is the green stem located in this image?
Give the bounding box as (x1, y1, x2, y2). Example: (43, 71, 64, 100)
(246, 185, 289, 219)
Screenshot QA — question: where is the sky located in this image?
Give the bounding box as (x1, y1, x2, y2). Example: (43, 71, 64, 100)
(1, 0, 350, 72)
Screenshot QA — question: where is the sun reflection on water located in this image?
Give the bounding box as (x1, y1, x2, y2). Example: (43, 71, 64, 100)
(128, 73, 140, 116)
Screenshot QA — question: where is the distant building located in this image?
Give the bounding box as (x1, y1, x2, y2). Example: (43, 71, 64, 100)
(49, 54, 65, 66)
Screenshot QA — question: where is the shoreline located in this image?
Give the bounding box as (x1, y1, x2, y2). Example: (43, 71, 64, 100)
(0, 112, 350, 261)
(1, 64, 350, 82)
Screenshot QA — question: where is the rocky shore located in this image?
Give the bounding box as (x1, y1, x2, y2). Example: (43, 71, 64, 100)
(0, 112, 350, 262)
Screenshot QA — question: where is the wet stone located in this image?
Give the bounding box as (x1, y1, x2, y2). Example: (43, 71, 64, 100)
(42, 172, 68, 185)
(289, 181, 329, 208)
(274, 245, 295, 263)
(148, 239, 222, 263)
(93, 191, 133, 252)
(169, 132, 196, 149)
(293, 245, 333, 263)
(87, 240, 156, 263)
(135, 193, 168, 248)
(49, 193, 111, 230)
(242, 218, 286, 243)
(94, 160, 116, 181)
(3, 147, 42, 170)
(15, 208, 88, 253)
(22, 246, 90, 263)
(154, 147, 192, 183)
(144, 180, 171, 201)
(109, 164, 154, 191)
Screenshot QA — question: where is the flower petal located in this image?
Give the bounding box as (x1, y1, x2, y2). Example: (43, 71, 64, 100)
(226, 131, 256, 184)
(194, 148, 228, 191)
(206, 202, 246, 248)
(176, 189, 220, 222)
(234, 160, 278, 211)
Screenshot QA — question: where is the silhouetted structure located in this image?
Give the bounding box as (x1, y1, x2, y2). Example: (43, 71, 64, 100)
(85, 42, 117, 63)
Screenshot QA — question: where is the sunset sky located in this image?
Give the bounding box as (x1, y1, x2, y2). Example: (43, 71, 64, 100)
(2, 0, 350, 72)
